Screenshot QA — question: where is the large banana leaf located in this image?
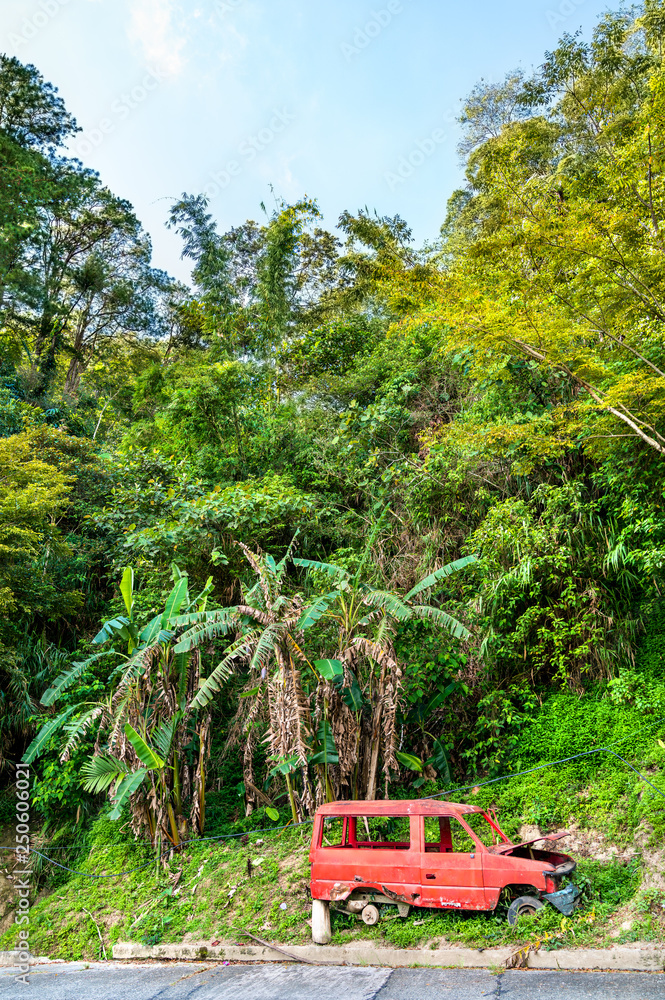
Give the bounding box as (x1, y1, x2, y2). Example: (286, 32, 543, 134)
(396, 751, 423, 772)
(249, 625, 282, 672)
(191, 576, 214, 612)
(138, 613, 162, 647)
(426, 738, 452, 785)
(22, 706, 77, 764)
(309, 719, 339, 764)
(404, 555, 478, 602)
(361, 589, 412, 621)
(409, 604, 470, 639)
(313, 658, 344, 680)
(173, 614, 234, 654)
(124, 723, 165, 770)
(93, 616, 135, 646)
(161, 576, 189, 628)
(109, 769, 148, 820)
(119, 567, 134, 620)
(292, 557, 350, 581)
(297, 591, 340, 630)
(190, 635, 248, 710)
(342, 670, 364, 711)
(151, 718, 176, 759)
(40, 652, 115, 706)
(60, 706, 104, 759)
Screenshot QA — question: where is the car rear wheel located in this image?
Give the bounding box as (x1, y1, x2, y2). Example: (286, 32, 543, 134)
(507, 895, 544, 926)
(361, 903, 380, 926)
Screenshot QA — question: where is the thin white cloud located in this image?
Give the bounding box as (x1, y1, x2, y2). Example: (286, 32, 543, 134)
(127, 0, 185, 78)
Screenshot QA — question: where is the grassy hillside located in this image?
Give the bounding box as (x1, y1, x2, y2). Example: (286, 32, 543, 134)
(3, 680, 663, 961)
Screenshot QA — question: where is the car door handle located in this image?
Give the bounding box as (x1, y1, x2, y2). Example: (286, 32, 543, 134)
(425, 874, 436, 879)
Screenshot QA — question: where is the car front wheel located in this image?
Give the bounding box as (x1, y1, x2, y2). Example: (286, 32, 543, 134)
(507, 895, 544, 926)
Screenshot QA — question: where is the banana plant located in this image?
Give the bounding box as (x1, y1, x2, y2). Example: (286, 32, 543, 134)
(82, 721, 181, 843)
(291, 542, 477, 800)
(173, 537, 476, 811)
(24, 565, 224, 844)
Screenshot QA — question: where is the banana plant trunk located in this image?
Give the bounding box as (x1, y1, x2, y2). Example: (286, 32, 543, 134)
(365, 701, 383, 801)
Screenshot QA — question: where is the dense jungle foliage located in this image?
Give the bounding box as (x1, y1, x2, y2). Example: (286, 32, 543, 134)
(2, 4, 665, 859)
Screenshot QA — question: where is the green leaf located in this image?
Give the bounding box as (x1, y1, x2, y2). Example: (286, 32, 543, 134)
(426, 738, 452, 785)
(172, 612, 234, 654)
(192, 576, 214, 611)
(265, 807, 279, 821)
(120, 567, 134, 620)
(313, 658, 344, 680)
(81, 754, 129, 794)
(109, 769, 148, 820)
(297, 592, 340, 630)
(342, 671, 364, 711)
(362, 589, 411, 621)
(22, 706, 77, 764)
(138, 614, 162, 647)
(40, 652, 114, 706)
(123, 724, 165, 770)
(151, 719, 176, 759)
(162, 576, 189, 628)
(396, 751, 423, 772)
(239, 685, 261, 698)
(93, 616, 133, 645)
(409, 605, 470, 640)
(309, 719, 338, 764)
(269, 755, 299, 776)
(404, 555, 477, 601)
(190, 634, 247, 710)
(249, 625, 281, 672)
(292, 557, 350, 581)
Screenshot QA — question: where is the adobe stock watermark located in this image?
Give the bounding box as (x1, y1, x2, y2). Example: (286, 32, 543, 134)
(546, 0, 586, 31)
(7, 0, 75, 48)
(13, 765, 32, 986)
(341, 1, 405, 61)
(212, 0, 246, 15)
(203, 107, 296, 199)
(70, 68, 167, 159)
(384, 111, 455, 192)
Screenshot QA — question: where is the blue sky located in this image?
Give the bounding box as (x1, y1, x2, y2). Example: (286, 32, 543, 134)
(1, 0, 613, 282)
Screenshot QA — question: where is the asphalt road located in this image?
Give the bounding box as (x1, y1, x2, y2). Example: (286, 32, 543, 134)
(0, 962, 663, 999)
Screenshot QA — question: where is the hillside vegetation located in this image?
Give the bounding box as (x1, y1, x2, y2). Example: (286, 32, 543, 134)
(1, 3, 665, 956)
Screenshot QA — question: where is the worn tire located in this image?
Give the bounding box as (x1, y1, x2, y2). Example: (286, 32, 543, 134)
(507, 895, 544, 926)
(361, 903, 380, 926)
(311, 899, 331, 944)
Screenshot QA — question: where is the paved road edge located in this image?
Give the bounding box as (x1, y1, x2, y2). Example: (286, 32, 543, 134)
(111, 941, 664, 970)
(2, 942, 663, 972)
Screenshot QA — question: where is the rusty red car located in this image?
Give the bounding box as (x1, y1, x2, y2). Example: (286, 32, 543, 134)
(309, 799, 579, 943)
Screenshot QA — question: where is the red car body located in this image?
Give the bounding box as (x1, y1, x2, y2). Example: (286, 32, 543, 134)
(309, 799, 576, 914)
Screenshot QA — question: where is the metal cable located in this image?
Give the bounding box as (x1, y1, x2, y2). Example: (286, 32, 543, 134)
(7, 715, 664, 878)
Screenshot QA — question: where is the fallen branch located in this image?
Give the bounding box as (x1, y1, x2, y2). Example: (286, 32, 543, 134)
(237, 929, 321, 965)
(82, 907, 107, 961)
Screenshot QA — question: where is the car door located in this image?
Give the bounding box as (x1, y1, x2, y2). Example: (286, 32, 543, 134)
(418, 815, 487, 910)
(340, 814, 421, 900)
(311, 813, 420, 902)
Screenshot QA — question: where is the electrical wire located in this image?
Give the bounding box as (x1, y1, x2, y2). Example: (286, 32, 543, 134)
(426, 713, 665, 802)
(6, 714, 664, 878)
(0, 819, 314, 878)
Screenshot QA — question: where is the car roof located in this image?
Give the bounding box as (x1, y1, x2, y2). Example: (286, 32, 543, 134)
(315, 800, 484, 817)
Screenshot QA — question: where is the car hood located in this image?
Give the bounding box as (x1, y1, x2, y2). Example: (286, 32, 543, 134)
(488, 830, 570, 854)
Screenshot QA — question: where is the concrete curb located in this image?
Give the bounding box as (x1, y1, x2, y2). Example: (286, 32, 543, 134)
(110, 940, 665, 971)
